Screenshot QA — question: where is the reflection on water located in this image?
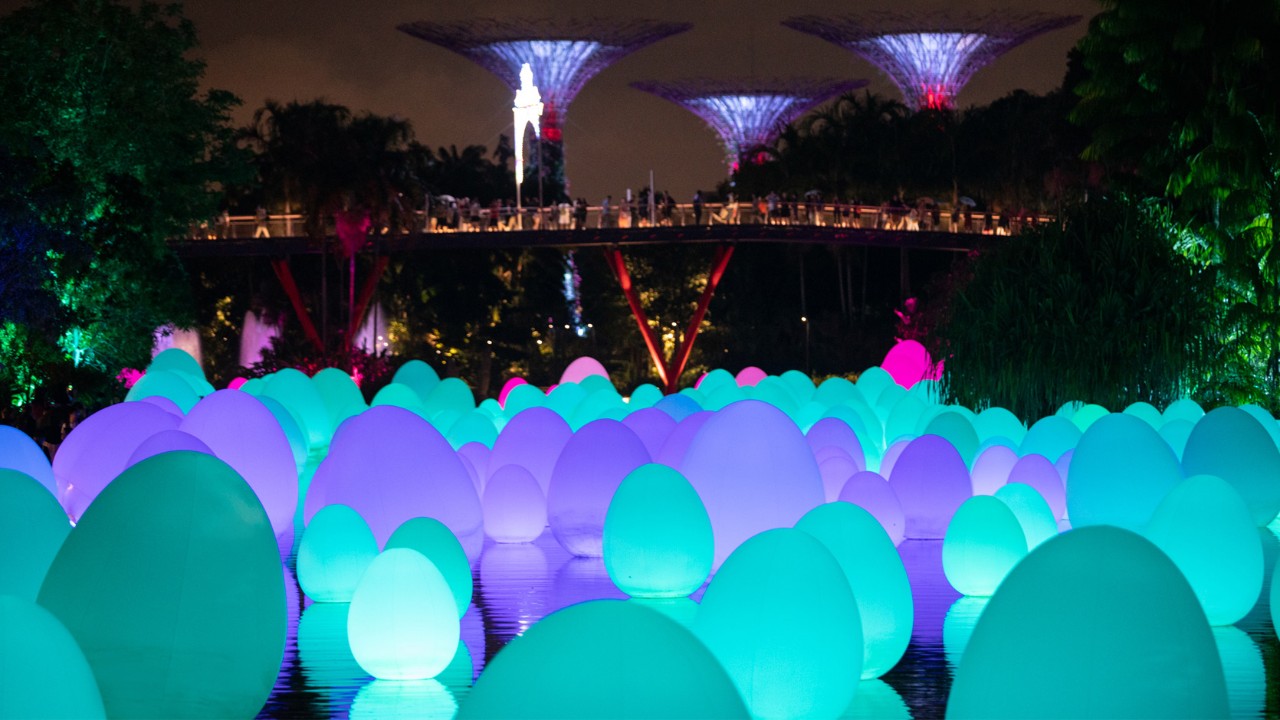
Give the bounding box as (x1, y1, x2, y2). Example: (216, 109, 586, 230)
(259, 529, 1280, 719)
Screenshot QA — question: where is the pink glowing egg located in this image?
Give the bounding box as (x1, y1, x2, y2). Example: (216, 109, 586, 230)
(497, 377, 529, 407)
(735, 366, 768, 387)
(881, 340, 939, 389)
(559, 356, 610, 385)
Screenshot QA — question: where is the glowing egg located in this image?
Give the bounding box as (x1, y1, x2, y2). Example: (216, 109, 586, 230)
(180, 389, 299, 537)
(454, 441, 487, 488)
(386, 517, 473, 617)
(371, 382, 429, 419)
(735, 366, 767, 387)
(653, 411, 712, 468)
(501, 382, 547, 415)
(1067, 413, 1182, 532)
(627, 383, 663, 409)
(947, 527, 1229, 719)
(38, 451, 285, 719)
(546, 382, 588, 419)
(488, 406, 572, 495)
(1159, 418, 1194, 459)
(814, 375, 859, 405)
(426, 378, 477, 417)
(256, 395, 309, 471)
(973, 407, 1026, 445)
(52, 400, 180, 520)
(305, 406, 483, 558)
(746, 376, 802, 417)
(1123, 401, 1163, 427)
(838, 471, 905, 545)
(780, 369, 816, 403)
(1163, 397, 1206, 425)
(1019, 415, 1081, 462)
(560, 356, 610, 385)
(482, 464, 546, 543)
(312, 367, 367, 428)
(1182, 407, 1280, 526)
(124, 429, 213, 468)
(262, 368, 334, 450)
(0, 424, 55, 494)
(1271, 556, 1279, 641)
(460, 600, 748, 719)
(445, 410, 499, 449)
(694, 528, 862, 717)
(806, 416, 867, 474)
(696, 368, 736, 393)
(889, 434, 972, 539)
(1069, 403, 1109, 432)
(349, 679, 456, 719)
(391, 360, 440, 402)
(818, 453, 861, 503)
(679, 400, 825, 568)
(0, 469, 70, 600)
(922, 411, 980, 466)
(993, 482, 1058, 550)
(844, 679, 911, 720)
(883, 394, 927, 446)
(881, 339, 936, 388)
(1144, 474, 1262, 625)
(652, 392, 701, 421)
(703, 382, 747, 411)
(1239, 404, 1280, 450)
(1214, 626, 1265, 719)
(497, 376, 528, 407)
(942, 597, 988, 669)
(348, 548, 459, 680)
(796, 502, 912, 678)
(621, 407, 678, 458)
(570, 388, 627, 427)
(877, 437, 912, 478)
(0, 595, 105, 719)
(603, 464, 712, 598)
(297, 504, 378, 603)
(1006, 453, 1065, 520)
(124, 369, 201, 412)
(943, 495, 1027, 596)
(548, 419, 651, 557)
(970, 444, 1016, 496)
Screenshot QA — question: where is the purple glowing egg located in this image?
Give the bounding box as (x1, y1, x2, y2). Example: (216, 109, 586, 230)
(970, 444, 1017, 496)
(0, 425, 56, 496)
(483, 464, 547, 543)
(124, 430, 214, 469)
(888, 434, 972, 539)
(547, 419, 651, 556)
(654, 411, 714, 468)
(806, 417, 867, 474)
(839, 471, 906, 546)
(487, 407, 572, 495)
(1007, 453, 1066, 521)
(622, 407, 679, 458)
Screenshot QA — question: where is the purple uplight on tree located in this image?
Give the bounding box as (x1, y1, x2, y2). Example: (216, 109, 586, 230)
(782, 12, 1079, 110)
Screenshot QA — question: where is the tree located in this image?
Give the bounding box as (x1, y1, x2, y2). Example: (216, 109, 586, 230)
(0, 0, 242, 407)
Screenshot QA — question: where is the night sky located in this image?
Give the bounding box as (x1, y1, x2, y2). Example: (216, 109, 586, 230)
(5, 0, 1101, 202)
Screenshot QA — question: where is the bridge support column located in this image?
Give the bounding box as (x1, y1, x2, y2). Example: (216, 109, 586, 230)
(269, 258, 324, 353)
(604, 244, 735, 395)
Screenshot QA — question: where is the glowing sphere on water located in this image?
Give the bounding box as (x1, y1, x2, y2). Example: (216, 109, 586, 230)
(385, 517, 473, 617)
(1181, 407, 1280, 526)
(1066, 413, 1183, 532)
(0, 594, 105, 719)
(838, 471, 905, 545)
(180, 389, 298, 536)
(679, 400, 825, 568)
(297, 504, 378, 603)
(488, 406, 572, 495)
(1144, 474, 1262, 626)
(559, 356, 610, 385)
(1019, 415, 1081, 462)
(603, 464, 712, 598)
(1006, 453, 1065, 520)
(969, 444, 1016, 496)
(889, 434, 972, 539)
(460, 600, 748, 719)
(796, 502, 912, 678)
(547, 418, 651, 557)
(0, 469, 70, 600)
(621, 407, 678, 458)
(38, 451, 285, 719)
(482, 464, 547, 543)
(694, 528, 862, 718)
(349, 679, 456, 720)
(53, 400, 180, 519)
(943, 495, 1027, 597)
(0, 424, 56, 494)
(947, 526, 1228, 719)
(348, 548, 459, 680)
(993, 482, 1058, 550)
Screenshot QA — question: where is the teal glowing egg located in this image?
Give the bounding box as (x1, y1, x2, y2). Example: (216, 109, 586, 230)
(855, 365, 895, 403)
(943, 495, 1027, 597)
(0, 469, 70, 600)
(385, 517, 473, 617)
(970, 444, 1016, 496)
(922, 410, 980, 466)
(1066, 413, 1182, 532)
(371, 382, 430, 419)
(1163, 397, 1206, 425)
(445, 410, 499, 450)
(947, 526, 1228, 719)
(697, 368, 737, 394)
(348, 548, 460, 680)
(311, 367, 367, 428)
(1123, 401, 1163, 427)
(1271, 555, 1279, 640)
(679, 400, 825, 569)
(124, 369, 201, 412)
(297, 504, 378, 603)
(1239, 404, 1280, 450)
(37, 451, 285, 719)
(628, 383, 663, 408)
(0, 425, 55, 495)
(780, 369, 817, 403)
(844, 678, 911, 720)
(1182, 407, 1280, 526)
(603, 464, 712, 598)
(262, 367, 334, 450)
(703, 382, 747, 411)
(888, 434, 972, 539)
(256, 395, 309, 471)
(943, 596, 989, 669)
(460, 599, 748, 719)
(297, 603, 368, 689)
(1069, 403, 1109, 432)
(546, 382, 588, 418)
(883, 394, 928, 446)
(1006, 453, 1065, 520)
(349, 679, 456, 719)
(392, 359, 441, 401)
(482, 463, 546, 543)
(1214, 625, 1264, 719)
(694, 528, 861, 717)
(1018, 416, 1081, 463)
(993, 482, 1057, 550)
(838, 471, 905, 545)
(502, 382, 548, 415)
(0, 594, 105, 719)
(973, 407, 1026, 445)
(873, 383, 908, 420)
(1144, 474, 1262, 626)
(796, 502, 912, 678)
(814, 375, 860, 406)
(1159, 418, 1194, 459)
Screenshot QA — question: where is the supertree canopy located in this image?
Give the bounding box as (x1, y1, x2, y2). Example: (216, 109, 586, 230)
(398, 18, 691, 198)
(631, 79, 867, 172)
(782, 12, 1080, 110)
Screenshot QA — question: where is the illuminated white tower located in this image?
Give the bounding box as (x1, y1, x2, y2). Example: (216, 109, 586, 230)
(512, 62, 543, 212)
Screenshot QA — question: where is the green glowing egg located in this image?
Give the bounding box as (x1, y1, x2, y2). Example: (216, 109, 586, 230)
(1163, 397, 1206, 425)
(796, 502, 912, 678)
(385, 517, 473, 617)
(446, 410, 499, 450)
(947, 526, 1229, 719)
(1069, 403, 1109, 432)
(297, 504, 378, 603)
(943, 495, 1027, 597)
(883, 394, 928, 446)
(993, 482, 1058, 550)
(426, 377, 477, 416)
(1067, 414, 1182, 532)
(855, 366, 895, 403)
(37, 451, 285, 719)
(1182, 407, 1280, 526)
(694, 528, 862, 718)
(1144, 474, 1262, 626)
(0, 469, 70, 600)
(0, 594, 105, 719)
(502, 382, 548, 415)
(603, 464, 712, 598)
(1159, 418, 1194, 459)
(348, 548, 460, 680)
(460, 600, 749, 719)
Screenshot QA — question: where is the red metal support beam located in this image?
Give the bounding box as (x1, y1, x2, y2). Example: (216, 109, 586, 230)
(269, 257, 324, 353)
(604, 247, 669, 389)
(343, 256, 391, 355)
(668, 244, 735, 393)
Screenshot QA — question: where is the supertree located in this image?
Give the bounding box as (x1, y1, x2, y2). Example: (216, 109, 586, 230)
(398, 18, 691, 200)
(782, 11, 1080, 110)
(631, 78, 868, 172)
